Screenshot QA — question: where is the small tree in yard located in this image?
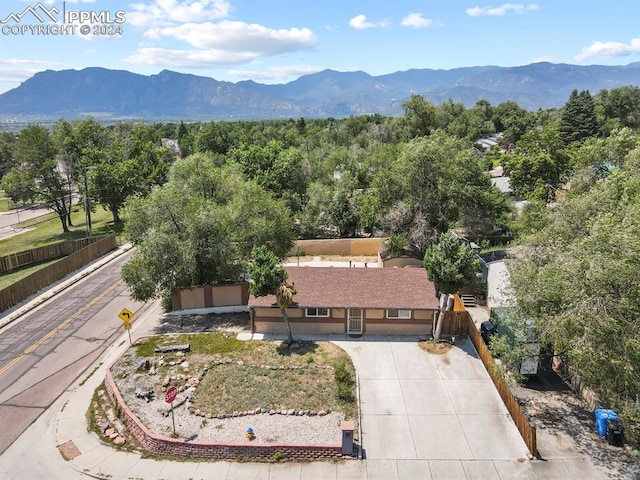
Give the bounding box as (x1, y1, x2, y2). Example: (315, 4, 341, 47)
(423, 232, 480, 341)
(249, 246, 297, 344)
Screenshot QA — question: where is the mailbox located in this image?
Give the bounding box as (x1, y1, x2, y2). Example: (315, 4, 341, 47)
(341, 420, 355, 455)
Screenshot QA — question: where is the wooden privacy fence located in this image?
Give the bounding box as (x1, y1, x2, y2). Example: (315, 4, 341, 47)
(0, 237, 106, 273)
(441, 309, 471, 335)
(0, 234, 117, 312)
(466, 316, 538, 456)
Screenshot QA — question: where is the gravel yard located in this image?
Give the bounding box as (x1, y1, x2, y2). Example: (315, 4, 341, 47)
(108, 312, 351, 447)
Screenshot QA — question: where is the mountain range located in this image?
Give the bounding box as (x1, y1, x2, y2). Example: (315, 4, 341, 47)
(1, 62, 639, 122)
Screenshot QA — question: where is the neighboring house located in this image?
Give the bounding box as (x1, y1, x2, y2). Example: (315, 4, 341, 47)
(250, 266, 439, 336)
(475, 134, 503, 152)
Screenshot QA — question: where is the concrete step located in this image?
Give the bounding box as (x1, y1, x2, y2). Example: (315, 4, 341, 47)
(460, 294, 476, 307)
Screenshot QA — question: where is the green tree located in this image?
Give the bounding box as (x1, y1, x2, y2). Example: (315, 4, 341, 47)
(53, 118, 109, 227)
(228, 140, 306, 212)
(11, 125, 71, 232)
(558, 89, 600, 145)
(93, 123, 172, 224)
(596, 86, 640, 132)
(397, 94, 439, 140)
(248, 246, 297, 344)
(0, 132, 16, 178)
(423, 232, 480, 340)
(505, 125, 569, 201)
(376, 131, 507, 252)
(508, 165, 640, 443)
(122, 158, 294, 304)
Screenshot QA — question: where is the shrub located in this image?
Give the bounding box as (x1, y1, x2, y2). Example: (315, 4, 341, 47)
(333, 358, 354, 386)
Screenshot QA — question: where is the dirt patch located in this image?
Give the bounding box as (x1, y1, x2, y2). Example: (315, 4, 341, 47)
(512, 368, 640, 478)
(418, 339, 453, 355)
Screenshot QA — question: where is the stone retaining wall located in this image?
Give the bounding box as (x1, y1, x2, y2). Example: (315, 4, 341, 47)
(104, 355, 343, 461)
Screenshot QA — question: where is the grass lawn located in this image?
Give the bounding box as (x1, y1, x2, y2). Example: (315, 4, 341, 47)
(0, 258, 60, 290)
(0, 207, 125, 256)
(0, 197, 11, 213)
(133, 332, 357, 418)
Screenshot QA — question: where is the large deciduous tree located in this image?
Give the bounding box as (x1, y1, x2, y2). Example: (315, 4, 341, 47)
(122, 155, 294, 305)
(508, 164, 640, 442)
(8, 125, 72, 232)
(374, 131, 507, 253)
(93, 123, 172, 224)
(423, 232, 480, 340)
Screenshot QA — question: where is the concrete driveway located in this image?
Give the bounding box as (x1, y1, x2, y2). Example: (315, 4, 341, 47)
(334, 337, 529, 461)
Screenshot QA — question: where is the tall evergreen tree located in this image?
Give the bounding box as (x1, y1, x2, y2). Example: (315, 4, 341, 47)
(559, 89, 600, 145)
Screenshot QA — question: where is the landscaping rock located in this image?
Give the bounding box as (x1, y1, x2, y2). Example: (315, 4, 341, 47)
(318, 410, 327, 417)
(113, 437, 126, 445)
(154, 344, 191, 354)
(137, 360, 150, 371)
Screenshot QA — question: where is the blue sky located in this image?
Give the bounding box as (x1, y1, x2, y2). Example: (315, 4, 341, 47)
(0, 0, 639, 94)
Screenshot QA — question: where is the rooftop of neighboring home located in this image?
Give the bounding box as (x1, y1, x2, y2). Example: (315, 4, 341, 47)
(249, 266, 439, 310)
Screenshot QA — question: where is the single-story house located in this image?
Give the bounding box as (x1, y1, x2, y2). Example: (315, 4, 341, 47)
(249, 266, 439, 336)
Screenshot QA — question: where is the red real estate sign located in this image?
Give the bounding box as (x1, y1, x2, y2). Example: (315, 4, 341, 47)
(165, 386, 178, 404)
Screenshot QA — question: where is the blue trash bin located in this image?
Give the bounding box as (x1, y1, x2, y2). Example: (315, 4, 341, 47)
(595, 409, 619, 436)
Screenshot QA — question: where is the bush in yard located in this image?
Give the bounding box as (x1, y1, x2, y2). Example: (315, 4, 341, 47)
(334, 357, 355, 402)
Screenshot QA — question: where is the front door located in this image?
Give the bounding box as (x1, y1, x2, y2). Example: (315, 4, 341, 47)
(347, 308, 363, 335)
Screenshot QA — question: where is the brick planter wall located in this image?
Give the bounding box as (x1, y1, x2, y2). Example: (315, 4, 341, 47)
(104, 358, 343, 461)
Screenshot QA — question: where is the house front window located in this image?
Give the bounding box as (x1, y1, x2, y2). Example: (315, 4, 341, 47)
(305, 307, 330, 317)
(386, 308, 411, 319)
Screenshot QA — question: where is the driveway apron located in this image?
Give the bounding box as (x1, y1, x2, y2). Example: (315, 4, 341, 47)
(334, 337, 529, 461)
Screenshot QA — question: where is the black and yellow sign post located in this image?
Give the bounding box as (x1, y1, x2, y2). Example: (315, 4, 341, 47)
(118, 308, 134, 344)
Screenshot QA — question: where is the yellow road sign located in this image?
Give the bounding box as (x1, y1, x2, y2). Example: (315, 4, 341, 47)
(123, 321, 132, 330)
(118, 307, 134, 322)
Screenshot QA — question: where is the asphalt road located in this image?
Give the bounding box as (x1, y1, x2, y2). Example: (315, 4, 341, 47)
(0, 250, 143, 455)
(0, 204, 60, 240)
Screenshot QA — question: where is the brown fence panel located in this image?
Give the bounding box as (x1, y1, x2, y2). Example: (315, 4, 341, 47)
(0, 235, 117, 312)
(0, 237, 104, 273)
(441, 310, 471, 335)
(467, 317, 537, 455)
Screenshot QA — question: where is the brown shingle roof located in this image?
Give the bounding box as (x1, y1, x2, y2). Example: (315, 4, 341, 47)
(249, 267, 439, 310)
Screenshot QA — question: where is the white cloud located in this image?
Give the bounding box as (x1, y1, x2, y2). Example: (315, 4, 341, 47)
(529, 55, 554, 64)
(401, 13, 433, 28)
(144, 21, 317, 54)
(349, 14, 388, 30)
(466, 4, 539, 16)
(575, 37, 640, 61)
(228, 65, 325, 81)
(0, 59, 62, 85)
(128, 0, 231, 27)
(125, 47, 255, 67)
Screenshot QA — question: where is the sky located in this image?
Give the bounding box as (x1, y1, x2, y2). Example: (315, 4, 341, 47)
(0, 0, 640, 94)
